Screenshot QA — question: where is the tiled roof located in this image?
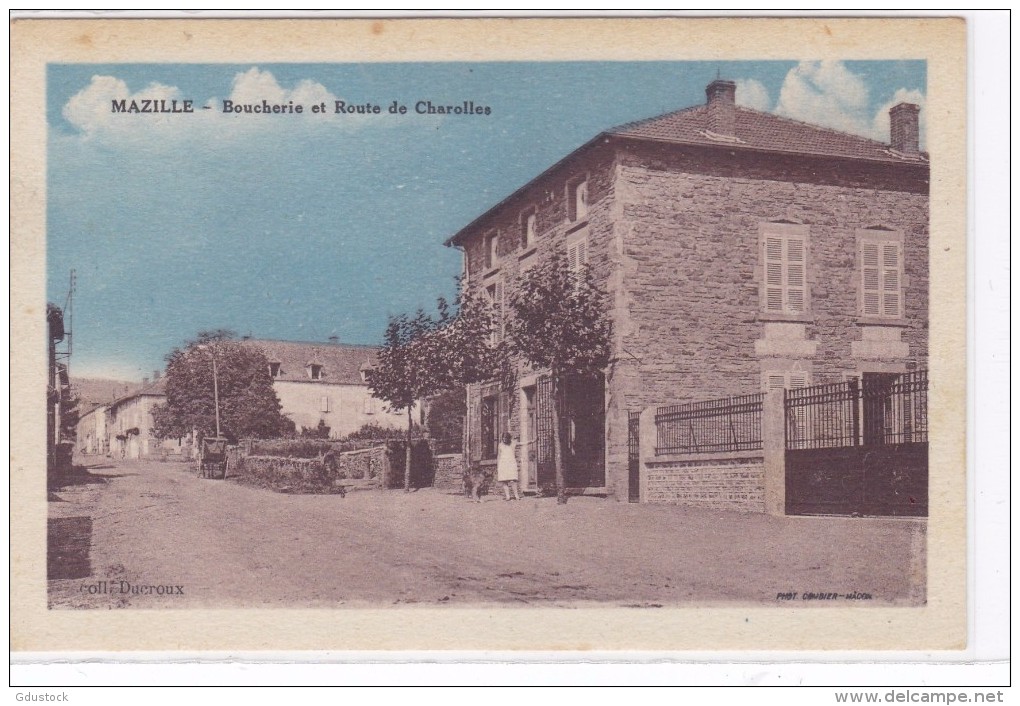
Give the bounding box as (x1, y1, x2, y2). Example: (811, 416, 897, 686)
(609, 104, 928, 165)
(244, 339, 380, 386)
(109, 377, 166, 408)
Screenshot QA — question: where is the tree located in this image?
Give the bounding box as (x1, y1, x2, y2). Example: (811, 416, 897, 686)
(151, 330, 294, 442)
(504, 254, 612, 504)
(367, 286, 501, 492)
(366, 311, 447, 492)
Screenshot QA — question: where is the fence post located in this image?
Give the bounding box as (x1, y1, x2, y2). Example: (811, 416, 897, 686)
(638, 406, 658, 504)
(763, 390, 786, 516)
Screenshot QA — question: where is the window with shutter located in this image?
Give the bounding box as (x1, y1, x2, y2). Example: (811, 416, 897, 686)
(761, 224, 809, 316)
(320, 396, 330, 413)
(567, 236, 589, 288)
(859, 234, 904, 319)
(485, 279, 504, 344)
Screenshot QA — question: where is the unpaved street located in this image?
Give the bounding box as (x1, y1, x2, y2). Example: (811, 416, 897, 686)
(48, 457, 926, 609)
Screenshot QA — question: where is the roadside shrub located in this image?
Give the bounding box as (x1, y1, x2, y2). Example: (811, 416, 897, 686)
(232, 455, 342, 494)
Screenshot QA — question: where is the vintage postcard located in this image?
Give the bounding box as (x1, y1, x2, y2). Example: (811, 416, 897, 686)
(11, 17, 968, 653)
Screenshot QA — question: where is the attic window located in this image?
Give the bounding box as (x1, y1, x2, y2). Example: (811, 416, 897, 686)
(308, 364, 323, 380)
(485, 230, 499, 270)
(268, 362, 281, 378)
(568, 178, 589, 222)
(521, 208, 537, 249)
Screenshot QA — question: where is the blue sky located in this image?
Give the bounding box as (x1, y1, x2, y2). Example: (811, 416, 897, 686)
(47, 60, 926, 381)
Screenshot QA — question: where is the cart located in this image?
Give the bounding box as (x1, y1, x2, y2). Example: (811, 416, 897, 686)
(199, 436, 229, 479)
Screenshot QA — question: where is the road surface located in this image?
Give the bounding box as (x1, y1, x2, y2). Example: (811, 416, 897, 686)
(48, 457, 926, 609)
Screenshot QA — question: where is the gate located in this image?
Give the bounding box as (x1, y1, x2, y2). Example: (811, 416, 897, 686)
(784, 371, 928, 517)
(627, 411, 640, 502)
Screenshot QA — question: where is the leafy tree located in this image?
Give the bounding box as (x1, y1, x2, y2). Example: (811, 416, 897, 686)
(504, 254, 612, 504)
(151, 330, 294, 442)
(366, 311, 447, 491)
(368, 285, 501, 491)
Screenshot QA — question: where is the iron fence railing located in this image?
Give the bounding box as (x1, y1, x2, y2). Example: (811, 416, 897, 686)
(654, 393, 765, 455)
(785, 370, 928, 450)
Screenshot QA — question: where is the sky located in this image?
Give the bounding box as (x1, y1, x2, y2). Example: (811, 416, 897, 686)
(46, 60, 926, 381)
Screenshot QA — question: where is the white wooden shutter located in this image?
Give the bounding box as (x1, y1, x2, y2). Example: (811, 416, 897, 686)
(785, 237, 806, 313)
(861, 241, 882, 316)
(764, 237, 784, 313)
(861, 240, 902, 318)
(882, 242, 902, 317)
(567, 238, 588, 284)
(320, 396, 330, 413)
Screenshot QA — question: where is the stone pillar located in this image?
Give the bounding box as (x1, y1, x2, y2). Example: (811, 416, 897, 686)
(762, 390, 786, 516)
(638, 405, 658, 504)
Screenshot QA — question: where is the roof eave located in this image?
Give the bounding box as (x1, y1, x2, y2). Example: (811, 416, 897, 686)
(444, 132, 613, 248)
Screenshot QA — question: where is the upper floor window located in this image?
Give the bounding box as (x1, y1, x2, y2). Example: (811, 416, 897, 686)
(858, 230, 904, 319)
(521, 209, 537, 250)
(760, 223, 809, 316)
(320, 396, 331, 413)
(268, 362, 281, 378)
(484, 278, 504, 343)
(569, 179, 589, 222)
(308, 364, 323, 380)
(485, 230, 499, 270)
(566, 232, 589, 287)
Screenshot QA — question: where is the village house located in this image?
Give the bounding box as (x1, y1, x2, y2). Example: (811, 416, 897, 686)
(75, 403, 109, 455)
(445, 79, 928, 504)
(106, 377, 175, 459)
(243, 339, 408, 439)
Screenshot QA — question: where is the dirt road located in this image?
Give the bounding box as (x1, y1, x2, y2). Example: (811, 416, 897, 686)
(48, 457, 926, 609)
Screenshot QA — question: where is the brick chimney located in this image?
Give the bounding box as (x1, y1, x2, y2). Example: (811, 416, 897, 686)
(889, 102, 920, 154)
(705, 79, 737, 138)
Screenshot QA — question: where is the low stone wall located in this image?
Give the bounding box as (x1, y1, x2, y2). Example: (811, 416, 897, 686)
(329, 446, 386, 482)
(644, 453, 765, 512)
(433, 453, 466, 490)
(232, 454, 344, 494)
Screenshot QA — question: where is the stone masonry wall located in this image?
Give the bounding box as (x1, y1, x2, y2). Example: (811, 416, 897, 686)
(432, 452, 466, 491)
(606, 143, 929, 500)
(645, 456, 765, 512)
(460, 143, 619, 481)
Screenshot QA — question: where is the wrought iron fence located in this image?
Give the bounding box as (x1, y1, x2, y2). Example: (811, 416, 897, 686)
(785, 370, 928, 450)
(654, 393, 765, 455)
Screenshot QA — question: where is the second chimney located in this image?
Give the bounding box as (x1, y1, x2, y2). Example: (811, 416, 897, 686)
(889, 102, 920, 154)
(705, 79, 737, 138)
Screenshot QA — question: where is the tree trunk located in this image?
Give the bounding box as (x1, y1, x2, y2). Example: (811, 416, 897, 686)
(550, 372, 567, 505)
(405, 405, 413, 492)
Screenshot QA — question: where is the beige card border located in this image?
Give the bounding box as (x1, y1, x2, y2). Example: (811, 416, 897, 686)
(10, 17, 967, 653)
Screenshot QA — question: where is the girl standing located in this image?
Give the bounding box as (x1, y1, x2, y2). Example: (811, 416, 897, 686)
(495, 433, 522, 501)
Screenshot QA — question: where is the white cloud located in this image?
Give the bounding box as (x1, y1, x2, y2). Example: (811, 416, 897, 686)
(734, 78, 770, 112)
(775, 60, 872, 135)
(60, 68, 365, 149)
(774, 60, 925, 145)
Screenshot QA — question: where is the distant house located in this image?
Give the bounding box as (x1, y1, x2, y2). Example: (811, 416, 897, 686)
(243, 339, 409, 439)
(76, 403, 109, 455)
(106, 378, 176, 459)
(445, 79, 928, 501)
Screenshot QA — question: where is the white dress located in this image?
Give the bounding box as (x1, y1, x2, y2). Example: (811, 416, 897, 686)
(495, 442, 519, 482)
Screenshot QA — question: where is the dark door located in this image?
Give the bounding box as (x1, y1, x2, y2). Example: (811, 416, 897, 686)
(628, 412, 640, 502)
(863, 373, 901, 446)
(563, 374, 606, 488)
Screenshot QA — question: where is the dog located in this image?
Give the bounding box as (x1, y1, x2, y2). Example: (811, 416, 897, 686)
(463, 469, 488, 502)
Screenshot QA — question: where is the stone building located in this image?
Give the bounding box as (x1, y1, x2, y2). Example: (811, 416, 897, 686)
(106, 378, 171, 459)
(244, 339, 409, 439)
(445, 79, 928, 501)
